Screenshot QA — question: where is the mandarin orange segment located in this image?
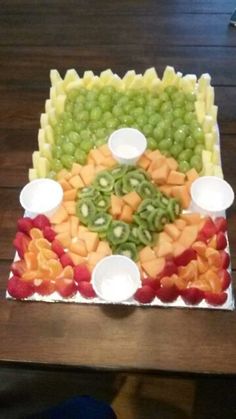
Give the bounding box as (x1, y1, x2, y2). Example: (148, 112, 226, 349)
(37, 252, 49, 270)
(30, 228, 43, 240)
(47, 259, 63, 278)
(22, 270, 40, 281)
(35, 238, 51, 250)
(41, 248, 58, 260)
(28, 239, 39, 253)
(58, 265, 74, 279)
(24, 251, 38, 271)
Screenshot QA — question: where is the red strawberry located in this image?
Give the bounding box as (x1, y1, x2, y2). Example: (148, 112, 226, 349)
(56, 278, 77, 298)
(205, 291, 227, 306)
(181, 287, 204, 305)
(219, 269, 231, 291)
(156, 285, 179, 302)
(17, 217, 33, 235)
(34, 279, 55, 296)
(77, 281, 96, 298)
(134, 285, 155, 304)
(161, 259, 178, 277)
(196, 232, 208, 243)
(174, 248, 197, 267)
(60, 253, 74, 268)
(13, 232, 30, 258)
(219, 251, 230, 269)
(43, 226, 56, 242)
(216, 232, 227, 250)
(214, 217, 227, 233)
(199, 217, 217, 239)
(7, 275, 34, 299)
(142, 277, 160, 290)
(32, 214, 51, 230)
(74, 264, 91, 283)
(11, 259, 26, 276)
(51, 239, 65, 257)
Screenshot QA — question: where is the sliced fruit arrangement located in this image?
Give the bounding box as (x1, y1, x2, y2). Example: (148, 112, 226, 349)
(28, 66, 222, 182)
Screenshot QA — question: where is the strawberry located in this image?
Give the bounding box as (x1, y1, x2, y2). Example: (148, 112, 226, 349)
(199, 217, 217, 240)
(34, 279, 55, 296)
(7, 275, 34, 299)
(13, 232, 30, 258)
(134, 285, 155, 304)
(174, 248, 197, 267)
(32, 214, 51, 230)
(74, 264, 91, 283)
(219, 251, 230, 269)
(56, 277, 77, 298)
(142, 277, 160, 290)
(43, 226, 56, 242)
(181, 287, 204, 305)
(161, 259, 178, 277)
(205, 291, 227, 306)
(11, 259, 26, 276)
(214, 217, 227, 233)
(77, 281, 96, 298)
(60, 253, 74, 268)
(196, 232, 208, 243)
(215, 232, 227, 250)
(156, 285, 179, 303)
(51, 239, 65, 257)
(219, 269, 231, 291)
(17, 217, 33, 235)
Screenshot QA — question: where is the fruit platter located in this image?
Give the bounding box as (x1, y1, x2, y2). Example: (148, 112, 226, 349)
(6, 66, 234, 309)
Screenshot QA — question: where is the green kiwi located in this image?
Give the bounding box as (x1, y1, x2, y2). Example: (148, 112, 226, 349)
(138, 181, 156, 199)
(76, 198, 96, 224)
(88, 212, 112, 233)
(110, 165, 128, 180)
(94, 193, 110, 211)
(78, 186, 95, 198)
(115, 242, 138, 261)
(122, 171, 146, 193)
(129, 224, 141, 244)
(132, 214, 149, 229)
(167, 198, 181, 221)
(137, 199, 156, 214)
(93, 171, 114, 192)
(107, 221, 130, 245)
(137, 226, 153, 245)
(114, 179, 124, 196)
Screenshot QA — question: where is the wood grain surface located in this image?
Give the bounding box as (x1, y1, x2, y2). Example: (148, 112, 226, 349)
(0, 0, 236, 375)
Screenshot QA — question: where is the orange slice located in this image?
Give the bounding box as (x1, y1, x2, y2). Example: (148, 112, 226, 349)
(30, 228, 43, 240)
(58, 265, 74, 279)
(47, 259, 63, 278)
(35, 238, 51, 251)
(41, 248, 58, 260)
(24, 251, 38, 271)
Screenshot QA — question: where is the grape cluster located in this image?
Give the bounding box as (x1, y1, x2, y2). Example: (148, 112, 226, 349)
(51, 84, 204, 175)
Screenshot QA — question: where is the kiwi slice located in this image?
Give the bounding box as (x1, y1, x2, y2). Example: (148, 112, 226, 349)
(78, 186, 94, 198)
(129, 224, 141, 244)
(123, 171, 146, 193)
(138, 181, 156, 199)
(114, 179, 124, 196)
(137, 199, 156, 214)
(94, 171, 114, 192)
(88, 212, 112, 233)
(167, 199, 181, 221)
(137, 226, 153, 245)
(107, 221, 130, 245)
(94, 193, 110, 211)
(110, 165, 128, 180)
(132, 214, 149, 229)
(159, 195, 169, 208)
(115, 242, 138, 261)
(153, 209, 169, 232)
(76, 198, 96, 224)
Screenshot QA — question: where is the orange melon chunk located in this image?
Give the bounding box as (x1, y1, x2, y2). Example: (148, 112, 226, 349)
(152, 164, 169, 184)
(123, 191, 142, 211)
(63, 189, 77, 201)
(119, 204, 133, 223)
(172, 242, 186, 257)
(69, 174, 84, 189)
(90, 148, 106, 165)
(166, 157, 178, 171)
(137, 154, 150, 170)
(54, 221, 71, 234)
(148, 150, 162, 161)
(178, 225, 198, 248)
(70, 239, 88, 257)
(70, 216, 79, 237)
(154, 241, 173, 258)
(167, 170, 185, 185)
(63, 201, 76, 215)
(181, 212, 201, 225)
(80, 164, 96, 186)
(103, 156, 117, 168)
(55, 232, 71, 248)
(50, 205, 68, 224)
(110, 194, 123, 216)
(97, 241, 112, 256)
(148, 156, 166, 172)
(186, 168, 199, 182)
(57, 169, 71, 181)
(87, 252, 104, 269)
(142, 257, 165, 278)
(99, 144, 112, 157)
(158, 231, 173, 243)
(197, 255, 208, 274)
(164, 223, 180, 241)
(59, 178, 72, 191)
(174, 218, 186, 230)
(139, 246, 156, 263)
(159, 185, 172, 196)
(67, 251, 84, 266)
(71, 163, 82, 175)
(171, 185, 191, 209)
(79, 231, 99, 252)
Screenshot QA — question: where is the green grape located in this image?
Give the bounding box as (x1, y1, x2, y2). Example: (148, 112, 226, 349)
(61, 154, 75, 169)
(52, 145, 62, 159)
(62, 142, 75, 154)
(144, 105, 154, 116)
(185, 102, 195, 112)
(100, 101, 111, 112)
(163, 111, 174, 124)
(85, 101, 95, 111)
(160, 101, 172, 113)
(190, 154, 202, 172)
(174, 128, 186, 142)
(80, 139, 93, 153)
(96, 138, 107, 147)
(178, 149, 192, 161)
(153, 126, 164, 141)
(87, 90, 98, 101)
(112, 105, 123, 118)
(149, 113, 162, 126)
(74, 120, 87, 131)
(106, 118, 119, 129)
(75, 110, 89, 122)
(158, 138, 173, 151)
(90, 107, 102, 120)
(80, 129, 91, 141)
(185, 92, 196, 102)
(102, 85, 115, 96)
(147, 137, 157, 150)
(73, 102, 84, 113)
(172, 92, 185, 107)
(149, 98, 161, 110)
(135, 95, 146, 107)
(51, 159, 63, 172)
(132, 107, 144, 118)
(178, 160, 190, 173)
(161, 149, 171, 157)
(184, 112, 195, 124)
(98, 93, 110, 105)
(96, 128, 107, 139)
(170, 143, 183, 158)
(65, 101, 74, 113)
(179, 124, 189, 136)
(117, 96, 129, 107)
(53, 123, 63, 137)
(194, 144, 204, 155)
(56, 135, 65, 145)
(63, 119, 74, 133)
(68, 131, 80, 145)
(164, 127, 172, 138)
(165, 86, 178, 97)
(184, 136, 196, 149)
(124, 101, 135, 113)
(75, 149, 87, 165)
(173, 108, 185, 119)
(103, 111, 113, 120)
(189, 119, 199, 131)
(159, 92, 169, 102)
(192, 127, 205, 143)
(136, 114, 147, 127)
(172, 118, 184, 129)
(67, 89, 81, 102)
(142, 124, 153, 136)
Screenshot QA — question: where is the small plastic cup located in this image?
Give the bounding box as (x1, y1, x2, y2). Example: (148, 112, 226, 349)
(91, 255, 141, 303)
(190, 176, 234, 215)
(108, 128, 147, 165)
(20, 178, 63, 217)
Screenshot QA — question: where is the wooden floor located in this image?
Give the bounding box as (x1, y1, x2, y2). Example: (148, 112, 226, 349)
(0, 367, 236, 418)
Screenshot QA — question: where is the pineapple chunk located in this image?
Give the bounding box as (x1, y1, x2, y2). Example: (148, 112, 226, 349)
(37, 157, 50, 178)
(45, 125, 54, 144)
(122, 70, 136, 88)
(50, 69, 62, 86)
(63, 69, 79, 86)
(205, 133, 214, 151)
(65, 79, 84, 92)
(195, 100, 205, 124)
(55, 94, 66, 115)
(28, 168, 38, 181)
(162, 66, 177, 87)
(40, 113, 49, 128)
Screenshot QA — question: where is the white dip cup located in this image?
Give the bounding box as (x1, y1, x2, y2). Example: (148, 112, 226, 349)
(108, 128, 147, 165)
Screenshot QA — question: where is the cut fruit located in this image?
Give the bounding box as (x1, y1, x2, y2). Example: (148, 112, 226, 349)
(123, 191, 142, 211)
(107, 221, 130, 245)
(178, 225, 198, 248)
(93, 171, 114, 192)
(115, 242, 138, 261)
(139, 246, 156, 263)
(134, 285, 155, 304)
(76, 198, 96, 224)
(119, 204, 133, 223)
(141, 257, 165, 277)
(89, 212, 112, 233)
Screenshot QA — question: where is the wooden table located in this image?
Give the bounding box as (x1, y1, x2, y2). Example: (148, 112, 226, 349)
(0, 0, 236, 376)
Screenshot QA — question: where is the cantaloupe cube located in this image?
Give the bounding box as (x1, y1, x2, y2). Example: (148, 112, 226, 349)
(97, 241, 112, 256)
(63, 201, 76, 215)
(174, 219, 186, 230)
(141, 257, 165, 277)
(50, 205, 68, 224)
(139, 246, 156, 263)
(158, 231, 173, 243)
(186, 168, 199, 182)
(181, 213, 201, 225)
(167, 170, 185, 185)
(164, 223, 181, 241)
(159, 185, 172, 196)
(78, 225, 89, 235)
(87, 156, 95, 165)
(152, 164, 170, 184)
(55, 232, 71, 248)
(54, 221, 70, 234)
(166, 157, 178, 171)
(57, 169, 70, 181)
(71, 163, 82, 175)
(148, 150, 162, 161)
(69, 174, 84, 189)
(119, 204, 133, 223)
(171, 185, 191, 209)
(79, 231, 99, 252)
(137, 154, 150, 170)
(178, 225, 198, 248)
(67, 251, 84, 266)
(87, 252, 104, 268)
(154, 241, 173, 258)
(63, 189, 77, 201)
(123, 191, 142, 211)
(110, 194, 123, 216)
(70, 216, 79, 237)
(172, 242, 186, 257)
(148, 156, 166, 172)
(95, 165, 107, 173)
(70, 239, 87, 256)
(80, 164, 96, 186)
(103, 156, 117, 168)
(59, 179, 72, 191)
(99, 144, 111, 157)
(90, 149, 105, 165)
